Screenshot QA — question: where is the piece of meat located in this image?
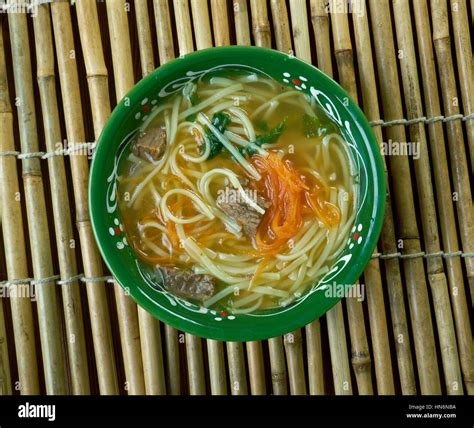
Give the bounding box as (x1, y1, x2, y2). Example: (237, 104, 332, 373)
(132, 126, 167, 161)
(216, 186, 270, 238)
(157, 266, 215, 302)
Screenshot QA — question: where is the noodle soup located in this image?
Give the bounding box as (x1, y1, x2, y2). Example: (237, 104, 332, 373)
(117, 71, 357, 314)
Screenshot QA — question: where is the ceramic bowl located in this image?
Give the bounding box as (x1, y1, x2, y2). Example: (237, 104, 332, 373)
(89, 46, 385, 341)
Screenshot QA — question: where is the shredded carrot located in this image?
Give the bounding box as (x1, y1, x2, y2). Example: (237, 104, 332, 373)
(254, 152, 308, 255)
(254, 152, 341, 255)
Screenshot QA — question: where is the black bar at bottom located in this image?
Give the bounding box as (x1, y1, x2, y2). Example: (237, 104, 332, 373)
(0, 395, 472, 427)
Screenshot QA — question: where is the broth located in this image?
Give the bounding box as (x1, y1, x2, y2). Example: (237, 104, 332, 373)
(118, 72, 357, 313)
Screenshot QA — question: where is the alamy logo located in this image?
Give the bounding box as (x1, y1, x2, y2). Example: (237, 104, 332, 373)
(216, 187, 258, 205)
(18, 402, 56, 422)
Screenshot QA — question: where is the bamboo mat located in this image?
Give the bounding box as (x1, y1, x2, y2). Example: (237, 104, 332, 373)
(0, 0, 472, 396)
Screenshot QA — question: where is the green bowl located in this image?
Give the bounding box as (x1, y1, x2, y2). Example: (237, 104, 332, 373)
(89, 46, 385, 341)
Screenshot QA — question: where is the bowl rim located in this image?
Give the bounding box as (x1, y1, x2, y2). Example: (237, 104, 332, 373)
(89, 45, 385, 341)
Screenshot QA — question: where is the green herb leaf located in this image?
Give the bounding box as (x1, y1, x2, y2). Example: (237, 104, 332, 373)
(303, 113, 337, 138)
(302, 114, 320, 138)
(189, 91, 201, 106)
(255, 117, 288, 145)
(256, 120, 269, 132)
(240, 116, 288, 157)
(202, 112, 231, 159)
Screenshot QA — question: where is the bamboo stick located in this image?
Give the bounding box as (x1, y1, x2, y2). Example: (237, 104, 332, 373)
(190, 0, 213, 50)
(310, 0, 352, 396)
(0, 200, 9, 395)
(392, 0, 463, 395)
(268, 337, 288, 395)
(193, 330, 223, 394)
(0, 225, 11, 395)
(0, 162, 6, 395)
(135, 0, 156, 76)
(9, 11, 68, 395)
(413, 0, 474, 395)
(246, 341, 266, 394)
(267, 338, 289, 395)
(185, 334, 206, 394)
(233, 0, 251, 45)
(331, 9, 374, 395)
(227, 342, 248, 395)
(151, 0, 181, 394)
(56, 0, 118, 395)
(106, 0, 147, 395)
(207, 340, 227, 394)
(310, 0, 333, 76)
(0, 18, 39, 397)
(345, 299, 373, 394)
(106, 0, 135, 96)
(113, 285, 145, 394)
(76, 0, 112, 137)
(431, 0, 474, 305)
(137, 311, 166, 394)
(352, 0, 415, 395)
(369, 0, 441, 395)
(270, 0, 292, 53)
(289, 0, 312, 62)
(153, 0, 176, 63)
(363, 262, 395, 394)
(326, 305, 352, 395)
(450, 0, 474, 170)
(284, 331, 307, 394)
(305, 320, 324, 394)
(134, 0, 168, 395)
(210, 0, 230, 46)
(163, 326, 180, 395)
(250, 0, 271, 47)
(0, 298, 11, 395)
(331, 10, 357, 95)
(32, 4, 90, 395)
(173, 0, 194, 55)
(247, 341, 266, 395)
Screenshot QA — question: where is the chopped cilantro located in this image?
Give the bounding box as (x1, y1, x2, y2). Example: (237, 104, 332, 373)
(240, 117, 288, 157)
(202, 112, 231, 159)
